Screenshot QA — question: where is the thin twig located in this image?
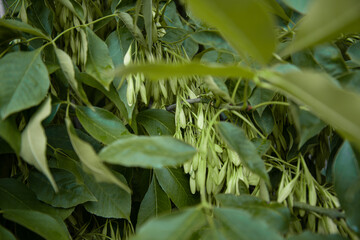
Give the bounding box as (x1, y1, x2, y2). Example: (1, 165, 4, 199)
(166, 98, 203, 111)
(293, 202, 345, 219)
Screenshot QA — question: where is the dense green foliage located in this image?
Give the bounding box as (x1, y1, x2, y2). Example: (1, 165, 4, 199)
(0, 0, 360, 239)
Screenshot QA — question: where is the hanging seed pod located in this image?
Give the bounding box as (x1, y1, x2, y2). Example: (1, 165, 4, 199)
(190, 177, 196, 194)
(126, 76, 135, 106)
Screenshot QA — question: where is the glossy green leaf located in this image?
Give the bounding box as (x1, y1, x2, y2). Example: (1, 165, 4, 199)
(0, 19, 50, 40)
(99, 136, 196, 168)
(260, 69, 360, 149)
(85, 27, 115, 90)
(116, 62, 254, 80)
(217, 122, 270, 185)
(26, 0, 53, 35)
(131, 207, 206, 240)
(161, 27, 188, 44)
(0, 224, 16, 240)
(76, 106, 130, 144)
(83, 171, 131, 219)
(288, 231, 346, 240)
(28, 169, 97, 208)
(57, 0, 84, 20)
(281, 0, 312, 14)
(333, 141, 360, 233)
(155, 168, 198, 208)
(214, 208, 284, 240)
(137, 109, 175, 136)
(0, 178, 72, 220)
(137, 175, 171, 226)
(347, 42, 360, 66)
(65, 117, 131, 193)
(0, 49, 50, 119)
(0, 116, 21, 154)
(20, 97, 58, 192)
(313, 44, 348, 77)
(3, 209, 70, 240)
(187, 0, 276, 64)
(282, 0, 360, 55)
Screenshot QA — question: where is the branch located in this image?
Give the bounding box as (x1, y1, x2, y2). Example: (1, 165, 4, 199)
(165, 98, 204, 111)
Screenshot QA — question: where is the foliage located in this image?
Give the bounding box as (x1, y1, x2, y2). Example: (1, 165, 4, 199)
(0, 0, 360, 239)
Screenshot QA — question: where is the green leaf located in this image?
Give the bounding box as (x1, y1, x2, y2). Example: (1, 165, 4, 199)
(347, 42, 360, 66)
(117, 12, 146, 48)
(313, 44, 348, 77)
(76, 106, 130, 145)
(282, 0, 360, 55)
(137, 175, 171, 227)
(3, 209, 70, 240)
(214, 208, 284, 240)
(26, 0, 53, 35)
(0, 49, 50, 119)
(131, 207, 206, 240)
(54, 48, 78, 91)
(248, 87, 276, 116)
(20, 97, 58, 192)
(0, 19, 50, 40)
(260, 69, 360, 149)
(155, 168, 198, 208)
(161, 27, 189, 44)
(106, 27, 133, 67)
(0, 116, 21, 154)
(259, 0, 290, 20)
(0, 178, 72, 220)
(99, 136, 196, 168)
(333, 141, 360, 233)
(137, 109, 175, 136)
(0, 224, 16, 240)
(65, 116, 131, 193)
(338, 71, 360, 94)
(253, 108, 274, 136)
(288, 231, 346, 240)
(116, 62, 254, 80)
(204, 76, 232, 102)
(28, 169, 96, 208)
(217, 122, 270, 185)
(143, 0, 153, 50)
(83, 171, 131, 219)
(291, 49, 322, 70)
(281, 0, 312, 14)
(85, 27, 115, 90)
(56, 0, 85, 20)
(187, 0, 276, 64)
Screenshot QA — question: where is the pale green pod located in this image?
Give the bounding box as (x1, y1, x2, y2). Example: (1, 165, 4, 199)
(159, 79, 168, 99)
(228, 149, 241, 166)
(190, 177, 197, 194)
(139, 82, 148, 105)
(126, 76, 135, 107)
(179, 108, 187, 129)
(183, 160, 191, 174)
(197, 105, 204, 130)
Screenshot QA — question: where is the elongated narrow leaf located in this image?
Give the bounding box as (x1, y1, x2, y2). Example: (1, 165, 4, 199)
(26, 0, 53, 35)
(0, 49, 50, 119)
(259, 0, 290, 20)
(0, 117, 21, 154)
(217, 122, 270, 185)
(282, 0, 360, 55)
(3, 210, 70, 240)
(85, 27, 115, 90)
(155, 168, 198, 208)
(56, 0, 84, 20)
(76, 106, 130, 144)
(260, 69, 360, 149)
(117, 12, 146, 48)
(28, 169, 97, 208)
(65, 117, 131, 193)
(137, 109, 175, 136)
(116, 62, 254, 80)
(0, 178, 73, 220)
(137, 175, 171, 226)
(99, 136, 196, 168)
(187, 0, 276, 64)
(20, 97, 57, 191)
(131, 207, 206, 240)
(83, 171, 131, 219)
(333, 141, 360, 233)
(0, 19, 50, 40)
(143, 0, 153, 49)
(55, 48, 78, 90)
(0, 224, 16, 240)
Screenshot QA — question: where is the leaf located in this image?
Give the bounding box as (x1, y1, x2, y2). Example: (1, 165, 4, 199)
(85, 27, 115, 90)
(137, 109, 175, 136)
(313, 44, 348, 77)
(56, 0, 85, 20)
(54, 48, 78, 91)
(0, 19, 50, 40)
(65, 116, 131, 193)
(28, 169, 97, 208)
(161, 27, 189, 44)
(288, 231, 346, 240)
(217, 122, 270, 185)
(155, 168, 198, 208)
(20, 97, 57, 191)
(347, 42, 360, 66)
(282, 0, 360, 55)
(333, 141, 360, 233)
(116, 62, 255, 80)
(281, 0, 312, 14)
(260, 69, 360, 149)
(106, 27, 133, 67)
(117, 12, 146, 48)
(131, 207, 206, 240)
(137, 175, 171, 226)
(0, 116, 21, 154)
(83, 171, 131, 219)
(248, 87, 276, 116)
(0, 178, 73, 220)
(143, 0, 153, 49)
(258, 0, 290, 20)
(0, 224, 16, 240)
(76, 106, 130, 145)
(3, 209, 70, 240)
(26, 0, 53, 35)
(204, 76, 232, 102)
(253, 108, 274, 136)
(0, 49, 50, 119)
(214, 208, 284, 240)
(99, 136, 196, 168)
(187, 0, 276, 64)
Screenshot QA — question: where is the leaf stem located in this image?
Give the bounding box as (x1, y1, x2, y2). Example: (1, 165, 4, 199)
(293, 202, 345, 219)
